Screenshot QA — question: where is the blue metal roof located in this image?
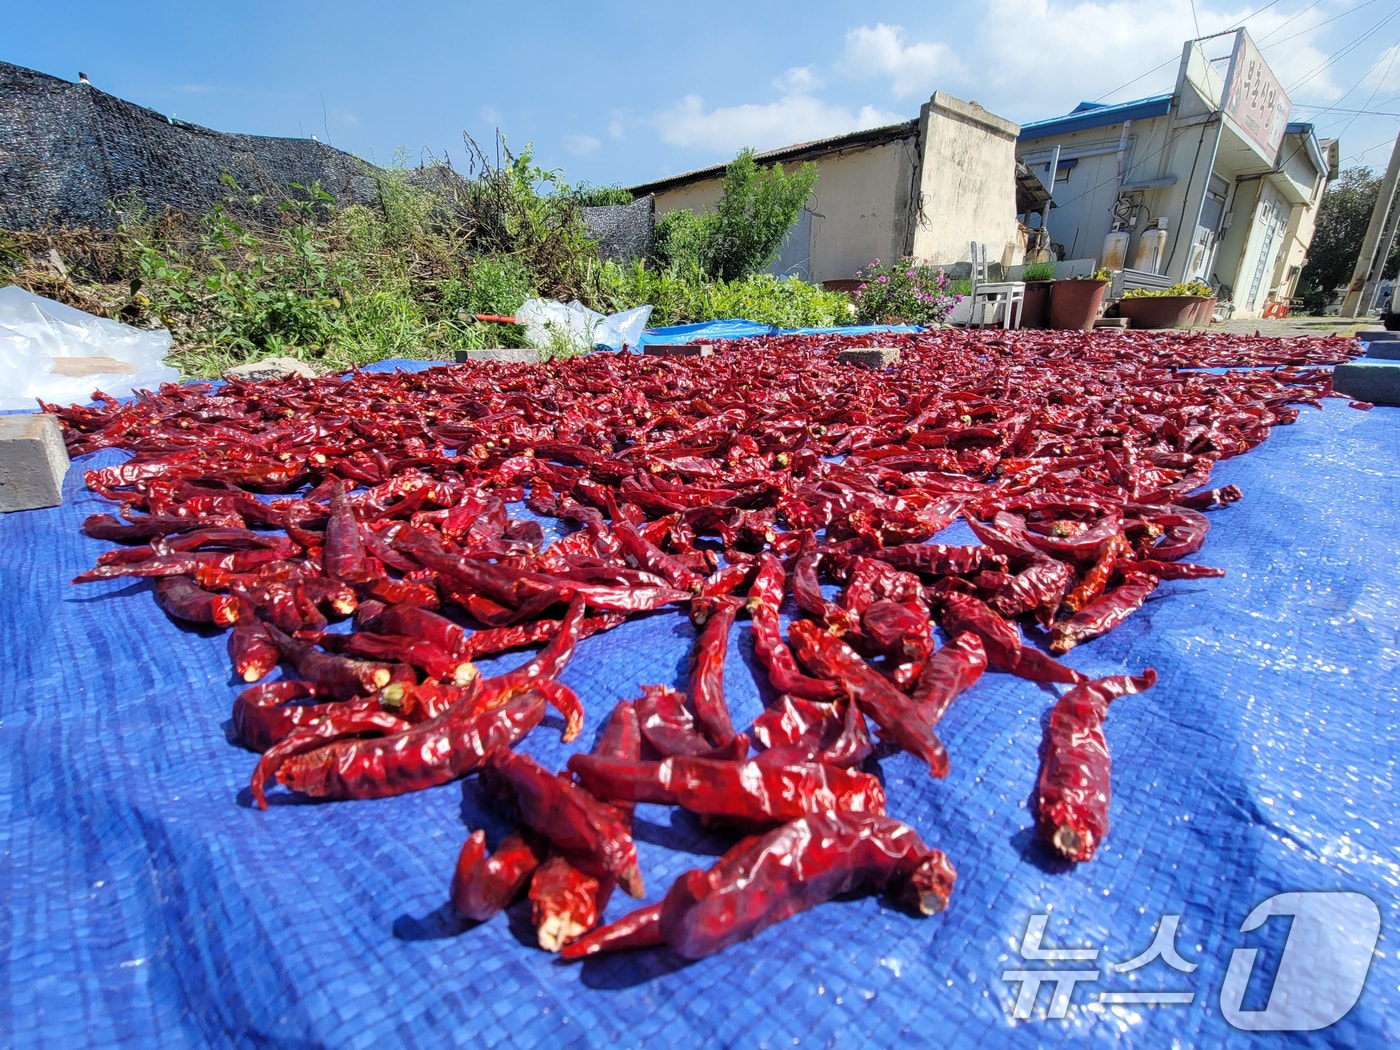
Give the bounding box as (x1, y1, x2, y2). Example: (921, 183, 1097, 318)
(1019, 93, 1173, 140)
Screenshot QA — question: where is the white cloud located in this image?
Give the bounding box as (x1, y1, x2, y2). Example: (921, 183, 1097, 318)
(330, 108, 359, 127)
(773, 65, 823, 93)
(565, 133, 601, 155)
(841, 23, 962, 98)
(966, 1, 1341, 120)
(1361, 42, 1400, 95)
(608, 118, 626, 140)
(480, 104, 500, 126)
(642, 4, 1360, 163)
(655, 92, 903, 154)
(178, 83, 215, 95)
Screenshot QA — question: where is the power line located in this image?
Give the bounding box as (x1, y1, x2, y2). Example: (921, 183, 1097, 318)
(1286, 7, 1400, 93)
(1189, 0, 1203, 40)
(1292, 106, 1400, 117)
(1255, 0, 1331, 45)
(1335, 38, 1400, 141)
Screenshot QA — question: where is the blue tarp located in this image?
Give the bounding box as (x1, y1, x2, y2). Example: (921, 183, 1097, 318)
(635, 320, 923, 349)
(3, 355, 1398, 1048)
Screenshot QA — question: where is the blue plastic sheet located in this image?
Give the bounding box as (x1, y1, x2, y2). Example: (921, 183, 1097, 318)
(3, 359, 1398, 1048)
(635, 320, 923, 350)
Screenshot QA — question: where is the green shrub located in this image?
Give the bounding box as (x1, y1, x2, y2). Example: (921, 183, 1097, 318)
(654, 209, 708, 274)
(571, 183, 633, 207)
(601, 261, 849, 328)
(1023, 261, 1056, 281)
(653, 149, 818, 282)
(702, 149, 818, 281)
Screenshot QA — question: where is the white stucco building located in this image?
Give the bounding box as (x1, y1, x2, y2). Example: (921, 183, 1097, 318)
(629, 92, 1030, 285)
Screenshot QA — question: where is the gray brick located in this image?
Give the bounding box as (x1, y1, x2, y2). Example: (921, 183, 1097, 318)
(454, 348, 541, 364)
(837, 347, 901, 368)
(0, 413, 70, 512)
(643, 343, 713, 358)
(1364, 342, 1400, 361)
(1332, 361, 1400, 405)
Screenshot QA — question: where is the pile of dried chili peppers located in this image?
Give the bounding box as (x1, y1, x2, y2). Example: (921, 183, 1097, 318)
(47, 327, 1360, 960)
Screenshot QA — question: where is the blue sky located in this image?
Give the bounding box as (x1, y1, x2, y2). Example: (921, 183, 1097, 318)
(5, 1, 1400, 189)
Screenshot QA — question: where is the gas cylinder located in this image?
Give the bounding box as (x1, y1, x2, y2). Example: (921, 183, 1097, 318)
(1134, 221, 1169, 273)
(1101, 230, 1129, 271)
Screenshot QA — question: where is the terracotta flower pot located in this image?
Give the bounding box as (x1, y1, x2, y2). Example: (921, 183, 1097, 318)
(1021, 281, 1052, 329)
(1048, 280, 1108, 331)
(1119, 295, 1206, 330)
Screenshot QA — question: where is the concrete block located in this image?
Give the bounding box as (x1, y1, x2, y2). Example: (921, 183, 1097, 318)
(1355, 330, 1400, 343)
(1364, 342, 1400, 361)
(837, 347, 901, 368)
(454, 347, 541, 364)
(224, 356, 319, 382)
(0, 413, 70, 512)
(643, 343, 713, 358)
(1332, 361, 1400, 405)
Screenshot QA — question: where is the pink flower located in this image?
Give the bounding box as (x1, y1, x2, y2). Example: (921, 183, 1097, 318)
(877, 275, 888, 283)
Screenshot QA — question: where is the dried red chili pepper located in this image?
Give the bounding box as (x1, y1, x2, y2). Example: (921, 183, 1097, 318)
(1063, 535, 1132, 614)
(567, 752, 885, 824)
(687, 596, 740, 747)
(1050, 573, 1159, 654)
(228, 621, 280, 683)
(632, 684, 712, 758)
(657, 811, 957, 960)
(911, 632, 987, 728)
(751, 695, 872, 769)
(939, 593, 1083, 686)
(788, 619, 949, 778)
(527, 704, 641, 950)
(449, 828, 547, 922)
(377, 603, 468, 654)
(254, 688, 542, 807)
(558, 902, 664, 961)
(1037, 669, 1157, 861)
(153, 575, 240, 626)
(479, 748, 644, 898)
(745, 553, 840, 702)
(261, 622, 393, 700)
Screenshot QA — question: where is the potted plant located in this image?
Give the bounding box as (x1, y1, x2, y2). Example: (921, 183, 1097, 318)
(1019, 261, 1056, 328)
(1118, 280, 1215, 329)
(1049, 268, 1111, 331)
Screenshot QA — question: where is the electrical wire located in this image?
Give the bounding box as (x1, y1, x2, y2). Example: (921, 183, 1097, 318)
(1286, 7, 1400, 93)
(1291, 106, 1400, 117)
(1335, 40, 1400, 141)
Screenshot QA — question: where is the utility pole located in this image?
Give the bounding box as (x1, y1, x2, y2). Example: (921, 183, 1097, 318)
(1342, 131, 1400, 317)
(1357, 189, 1400, 317)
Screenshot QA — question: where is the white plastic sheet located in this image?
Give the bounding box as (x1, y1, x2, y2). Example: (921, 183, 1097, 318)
(514, 298, 652, 355)
(0, 286, 179, 410)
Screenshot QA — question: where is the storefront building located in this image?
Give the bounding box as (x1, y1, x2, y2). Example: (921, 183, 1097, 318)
(1016, 31, 1334, 318)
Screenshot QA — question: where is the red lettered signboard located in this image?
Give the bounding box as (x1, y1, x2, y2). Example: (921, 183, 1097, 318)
(1222, 30, 1292, 161)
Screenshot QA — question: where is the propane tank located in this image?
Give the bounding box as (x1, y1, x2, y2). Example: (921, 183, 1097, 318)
(1134, 219, 1169, 274)
(1101, 229, 1130, 271)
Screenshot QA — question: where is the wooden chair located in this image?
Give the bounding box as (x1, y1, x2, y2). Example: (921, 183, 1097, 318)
(969, 242, 1025, 329)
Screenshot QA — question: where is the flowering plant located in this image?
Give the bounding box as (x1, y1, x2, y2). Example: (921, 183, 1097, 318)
(850, 256, 957, 326)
